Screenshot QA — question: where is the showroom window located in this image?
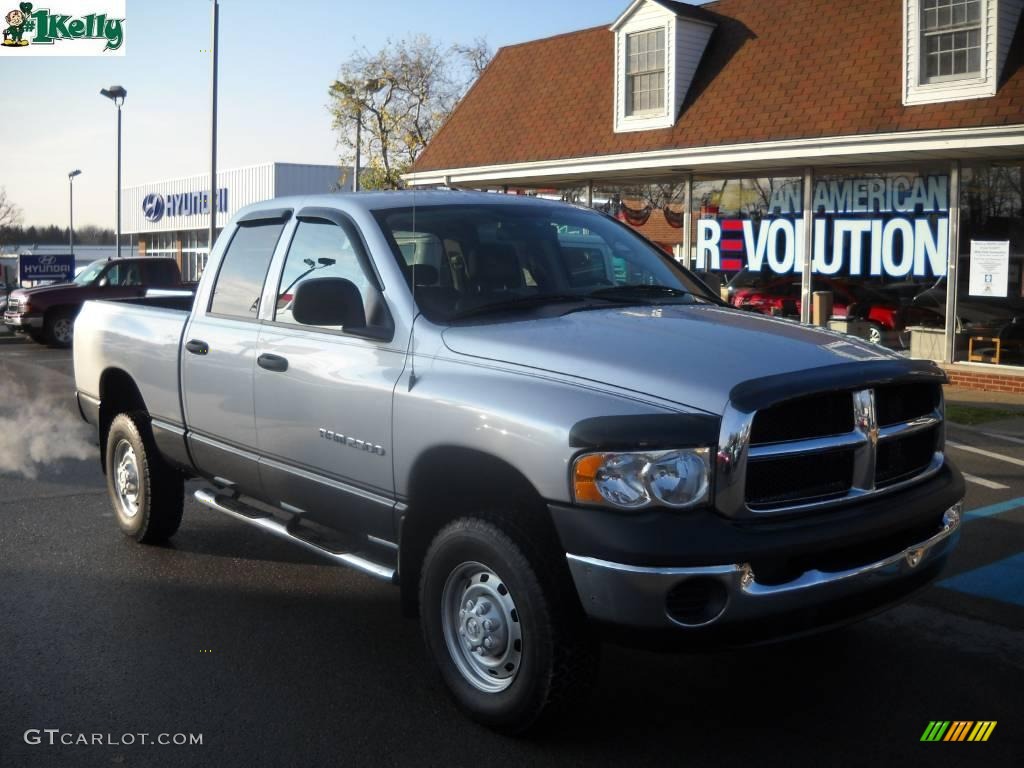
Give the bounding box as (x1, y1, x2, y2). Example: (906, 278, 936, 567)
(953, 162, 1024, 366)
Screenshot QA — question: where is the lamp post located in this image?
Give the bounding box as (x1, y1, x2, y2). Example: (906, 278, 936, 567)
(100, 85, 127, 258)
(209, 0, 219, 261)
(68, 169, 82, 257)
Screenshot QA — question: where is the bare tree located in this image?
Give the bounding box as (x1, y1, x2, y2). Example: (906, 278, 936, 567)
(0, 188, 22, 229)
(453, 36, 494, 81)
(329, 35, 493, 190)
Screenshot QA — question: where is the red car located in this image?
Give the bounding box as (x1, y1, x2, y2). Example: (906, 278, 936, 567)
(731, 276, 942, 344)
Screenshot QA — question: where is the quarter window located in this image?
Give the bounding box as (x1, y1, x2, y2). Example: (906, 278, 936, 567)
(208, 221, 286, 318)
(274, 219, 372, 328)
(921, 0, 982, 81)
(626, 28, 665, 114)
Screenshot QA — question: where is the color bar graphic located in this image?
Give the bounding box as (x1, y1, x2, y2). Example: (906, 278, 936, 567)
(920, 721, 996, 742)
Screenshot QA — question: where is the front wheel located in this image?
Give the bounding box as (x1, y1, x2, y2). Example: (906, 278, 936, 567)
(419, 517, 598, 733)
(44, 309, 75, 347)
(105, 412, 184, 544)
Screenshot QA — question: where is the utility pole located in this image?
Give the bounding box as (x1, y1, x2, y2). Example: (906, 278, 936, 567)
(209, 0, 219, 262)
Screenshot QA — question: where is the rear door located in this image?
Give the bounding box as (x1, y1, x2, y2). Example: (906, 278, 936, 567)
(181, 211, 290, 496)
(253, 209, 405, 543)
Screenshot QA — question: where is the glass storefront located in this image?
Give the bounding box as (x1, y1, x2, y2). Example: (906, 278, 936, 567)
(952, 162, 1024, 366)
(504, 163, 1024, 372)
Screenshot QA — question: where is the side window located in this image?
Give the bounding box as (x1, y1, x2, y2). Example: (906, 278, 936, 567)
(145, 260, 178, 287)
(100, 263, 120, 286)
(209, 221, 286, 318)
(274, 219, 371, 328)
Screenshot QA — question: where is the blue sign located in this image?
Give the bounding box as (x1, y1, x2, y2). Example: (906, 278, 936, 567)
(142, 193, 165, 222)
(20, 253, 75, 283)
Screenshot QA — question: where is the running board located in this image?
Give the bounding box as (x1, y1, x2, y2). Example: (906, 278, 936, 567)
(193, 488, 397, 583)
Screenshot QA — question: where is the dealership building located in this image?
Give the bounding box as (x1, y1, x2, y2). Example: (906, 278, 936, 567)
(123, 162, 348, 281)
(406, 0, 1024, 390)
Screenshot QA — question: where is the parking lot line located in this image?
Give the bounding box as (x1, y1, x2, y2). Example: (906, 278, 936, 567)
(938, 553, 1024, 608)
(963, 497, 1024, 520)
(946, 440, 1024, 469)
(961, 472, 1010, 490)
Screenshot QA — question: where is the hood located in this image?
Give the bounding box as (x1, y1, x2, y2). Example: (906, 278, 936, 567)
(441, 305, 902, 414)
(9, 283, 79, 300)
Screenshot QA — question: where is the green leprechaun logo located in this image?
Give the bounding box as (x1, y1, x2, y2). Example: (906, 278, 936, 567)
(2, 3, 34, 46)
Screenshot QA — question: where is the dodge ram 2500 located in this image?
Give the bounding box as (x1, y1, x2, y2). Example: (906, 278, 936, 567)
(73, 192, 964, 733)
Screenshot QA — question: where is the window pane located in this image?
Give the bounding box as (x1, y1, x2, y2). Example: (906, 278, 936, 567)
(274, 220, 370, 327)
(209, 222, 285, 317)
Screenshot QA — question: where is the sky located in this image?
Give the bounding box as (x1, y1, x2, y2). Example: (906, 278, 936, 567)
(0, 0, 648, 229)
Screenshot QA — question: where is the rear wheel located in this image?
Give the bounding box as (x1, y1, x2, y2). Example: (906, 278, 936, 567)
(44, 309, 75, 347)
(105, 412, 184, 544)
(419, 516, 598, 733)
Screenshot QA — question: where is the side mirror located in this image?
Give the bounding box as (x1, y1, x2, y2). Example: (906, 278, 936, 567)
(291, 277, 366, 329)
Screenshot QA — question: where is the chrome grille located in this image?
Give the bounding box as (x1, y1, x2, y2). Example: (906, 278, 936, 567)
(717, 381, 944, 517)
(5, 297, 21, 313)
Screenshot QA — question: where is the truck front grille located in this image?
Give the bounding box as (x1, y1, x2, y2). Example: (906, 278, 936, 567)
(725, 380, 944, 516)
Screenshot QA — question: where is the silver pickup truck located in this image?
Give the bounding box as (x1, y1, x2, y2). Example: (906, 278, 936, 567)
(73, 191, 964, 732)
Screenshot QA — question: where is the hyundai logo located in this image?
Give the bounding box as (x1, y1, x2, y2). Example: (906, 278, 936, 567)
(142, 193, 165, 223)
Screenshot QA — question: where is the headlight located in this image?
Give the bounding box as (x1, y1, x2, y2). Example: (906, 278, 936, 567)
(573, 448, 711, 511)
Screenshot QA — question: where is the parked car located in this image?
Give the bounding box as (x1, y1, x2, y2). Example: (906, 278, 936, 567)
(73, 192, 963, 733)
(3, 257, 186, 347)
(731, 276, 943, 344)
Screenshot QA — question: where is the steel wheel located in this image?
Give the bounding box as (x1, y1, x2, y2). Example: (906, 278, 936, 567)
(50, 315, 74, 345)
(113, 439, 141, 519)
(441, 561, 523, 693)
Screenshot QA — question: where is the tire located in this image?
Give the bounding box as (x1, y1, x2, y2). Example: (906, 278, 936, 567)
(866, 323, 884, 345)
(419, 516, 599, 733)
(44, 308, 75, 347)
(105, 412, 184, 544)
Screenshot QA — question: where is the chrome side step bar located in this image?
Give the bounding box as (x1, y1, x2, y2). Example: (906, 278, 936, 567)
(193, 488, 397, 583)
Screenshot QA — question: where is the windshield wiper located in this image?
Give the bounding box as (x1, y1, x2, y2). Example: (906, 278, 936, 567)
(452, 293, 619, 320)
(587, 284, 695, 302)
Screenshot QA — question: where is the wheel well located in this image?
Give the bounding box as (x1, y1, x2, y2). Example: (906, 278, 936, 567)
(398, 447, 564, 618)
(98, 369, 148, 473)
(44, 304, 79, 322)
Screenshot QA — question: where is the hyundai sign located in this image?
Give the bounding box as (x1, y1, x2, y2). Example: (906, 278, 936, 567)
(141, 188, 228, 223)
(20, 253, 74, 283)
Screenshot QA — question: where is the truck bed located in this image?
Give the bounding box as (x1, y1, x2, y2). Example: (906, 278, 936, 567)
(73, 295, 193, 429)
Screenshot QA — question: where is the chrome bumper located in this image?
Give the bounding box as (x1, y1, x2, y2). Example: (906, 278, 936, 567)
(566, 503, 962, 630)
(3, 312, 42, 329)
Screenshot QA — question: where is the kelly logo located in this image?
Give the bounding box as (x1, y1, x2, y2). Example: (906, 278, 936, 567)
(1, 1, 125, 54)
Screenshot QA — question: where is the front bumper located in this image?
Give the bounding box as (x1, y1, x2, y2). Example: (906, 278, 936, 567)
(552, 463, 964, 642)
(3, 312, 43, 329)
(566, 504, 959, 634)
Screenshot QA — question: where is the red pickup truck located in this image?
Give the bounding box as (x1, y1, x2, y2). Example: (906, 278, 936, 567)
(3, 257, 186, 347)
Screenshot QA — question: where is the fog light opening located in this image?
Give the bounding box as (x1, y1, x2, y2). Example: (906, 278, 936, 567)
(665, 577, 728, 627)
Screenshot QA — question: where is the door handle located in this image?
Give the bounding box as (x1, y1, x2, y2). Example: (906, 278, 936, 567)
(257, 353, 289, 372)
(185, 339, 209, 355)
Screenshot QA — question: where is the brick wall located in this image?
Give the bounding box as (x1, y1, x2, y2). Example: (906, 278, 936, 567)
(945, 368, 1024, 394)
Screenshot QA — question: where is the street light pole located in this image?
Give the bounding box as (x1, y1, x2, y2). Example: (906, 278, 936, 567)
(209, 0, 219, 261)
(68, 169, 82, 256)
(100, 86, 127, 259)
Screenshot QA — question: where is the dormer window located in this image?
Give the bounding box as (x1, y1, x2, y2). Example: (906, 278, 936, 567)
(626, 29, 666, 114)
(611, 0, 716, 134)
(904, 0, 1022, 106)
(922, 0, 982, 81)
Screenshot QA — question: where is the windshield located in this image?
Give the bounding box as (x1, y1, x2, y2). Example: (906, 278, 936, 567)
(373, 203, 717, 322)
(73, 260, 108, 286)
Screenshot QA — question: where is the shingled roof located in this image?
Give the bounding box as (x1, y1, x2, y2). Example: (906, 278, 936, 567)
(412, 0, 1024, 174)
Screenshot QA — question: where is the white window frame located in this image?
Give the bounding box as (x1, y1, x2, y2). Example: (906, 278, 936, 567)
(904, 0, 997, 105)
(920, 0, 984, 82)
(625, 28, 667, 116)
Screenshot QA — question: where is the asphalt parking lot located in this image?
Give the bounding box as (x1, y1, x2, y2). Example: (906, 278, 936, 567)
(1, 336, 1021, 767)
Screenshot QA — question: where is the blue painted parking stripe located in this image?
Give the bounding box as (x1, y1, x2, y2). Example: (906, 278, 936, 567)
(938, 553, 1024, 608)
(963, 497, 1024, 520)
